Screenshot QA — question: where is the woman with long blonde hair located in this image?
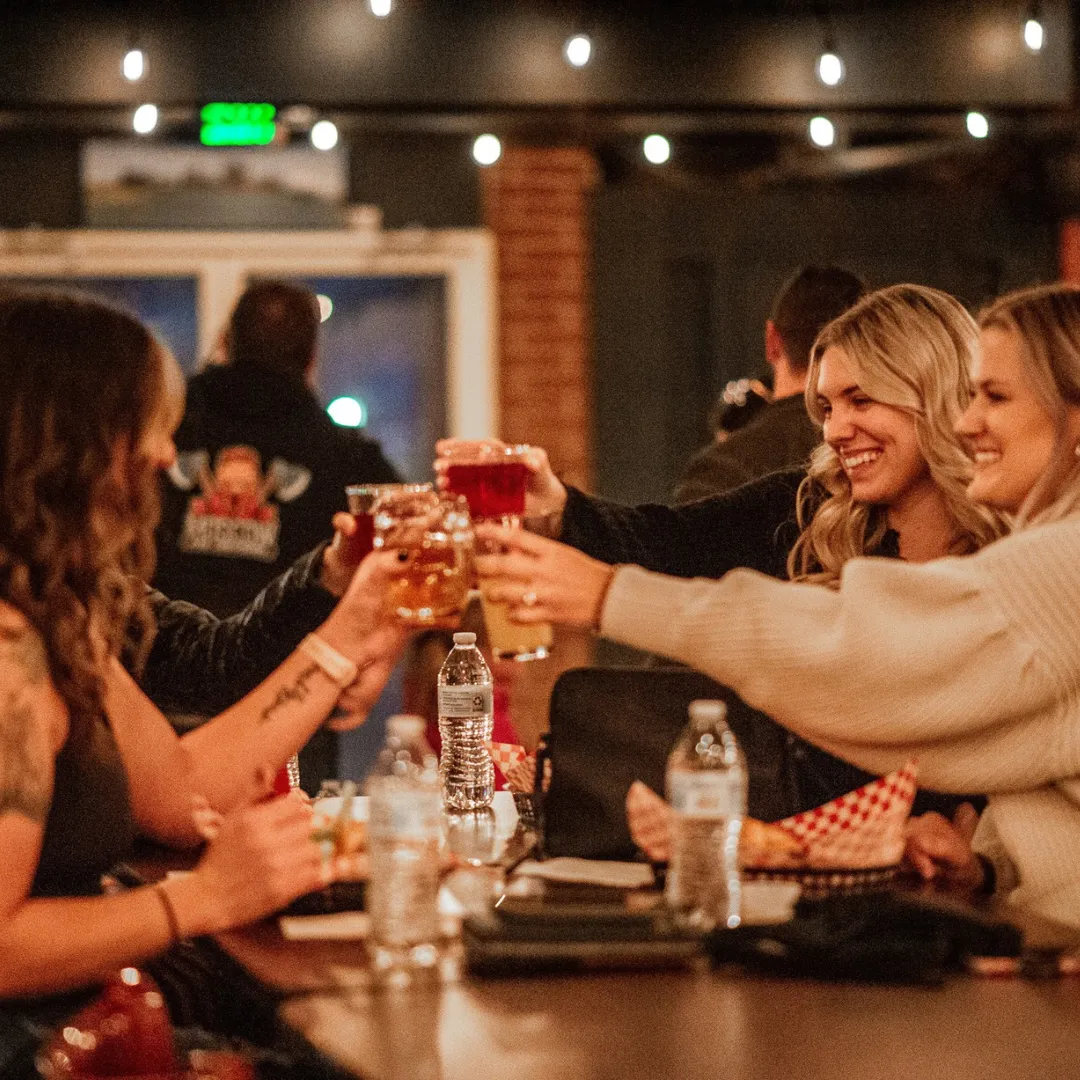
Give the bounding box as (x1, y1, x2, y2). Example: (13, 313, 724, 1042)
(438, 283, 1002, 819)
(479, 282, 1080, 927)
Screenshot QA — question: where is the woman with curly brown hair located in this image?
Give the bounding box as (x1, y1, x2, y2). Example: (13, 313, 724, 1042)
(437, 284, 1002, 819)
(0, 290, 407, 1059)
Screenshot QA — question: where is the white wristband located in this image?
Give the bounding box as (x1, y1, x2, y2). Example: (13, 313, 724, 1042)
(298, 633, 358, 689)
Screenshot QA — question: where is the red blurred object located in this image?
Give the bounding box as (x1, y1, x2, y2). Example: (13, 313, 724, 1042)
(342, 510, 376, 563)
(271, 766, 292, 797)
(38, 968, 178, 1078)
(37, 969, 256, 1079)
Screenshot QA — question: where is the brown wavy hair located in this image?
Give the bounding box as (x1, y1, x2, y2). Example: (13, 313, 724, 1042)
(0, 290, 170, 738)
(787, 284, 1005, 585)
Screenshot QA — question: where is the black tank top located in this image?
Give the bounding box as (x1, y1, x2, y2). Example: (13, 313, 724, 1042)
(31, 715, 135, 897)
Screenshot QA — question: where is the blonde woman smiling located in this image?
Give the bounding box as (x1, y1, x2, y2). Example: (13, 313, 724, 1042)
(441, 284, 1002, 820)
(478, 283, 1080, 927)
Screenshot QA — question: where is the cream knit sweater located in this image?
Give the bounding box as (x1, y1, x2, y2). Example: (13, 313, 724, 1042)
(600, 515, 1080, 928)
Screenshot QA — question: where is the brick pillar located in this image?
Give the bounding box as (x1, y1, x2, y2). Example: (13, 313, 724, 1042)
(481, 146, 599, 747)
(481, 146, 598, 489)
(1061, 220, 1080, 283)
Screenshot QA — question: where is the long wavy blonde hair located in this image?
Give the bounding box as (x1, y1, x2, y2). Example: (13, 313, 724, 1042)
(978, 284, 1080, 528)
(0, 290, 178, 739)
(787, 283, 1005, 585)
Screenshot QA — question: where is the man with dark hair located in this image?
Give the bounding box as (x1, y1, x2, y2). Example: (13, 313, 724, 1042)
(154, 279, 401, 789)
(673, 266, 865, 503)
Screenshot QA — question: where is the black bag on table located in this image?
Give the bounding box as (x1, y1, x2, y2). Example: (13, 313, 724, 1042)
(541, 666, 794, 860)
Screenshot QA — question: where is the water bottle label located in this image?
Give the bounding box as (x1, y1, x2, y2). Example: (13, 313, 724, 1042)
(669, 772, 738, 818)
(438, 684, 493, 718)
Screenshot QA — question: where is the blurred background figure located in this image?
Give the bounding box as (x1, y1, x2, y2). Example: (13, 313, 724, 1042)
(708, 374, 774, 442)
(154, 279, 402, 789)
(674, 266, 865, 503)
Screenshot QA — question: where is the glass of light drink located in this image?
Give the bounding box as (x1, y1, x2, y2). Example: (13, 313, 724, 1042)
(442, 443, 552, 661)
(374, 486, 473, 627)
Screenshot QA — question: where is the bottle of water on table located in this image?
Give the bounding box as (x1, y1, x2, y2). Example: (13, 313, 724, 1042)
(665, 699, 747, 931)
(367, 714, 443, 983)
(437, 632, 494, 810)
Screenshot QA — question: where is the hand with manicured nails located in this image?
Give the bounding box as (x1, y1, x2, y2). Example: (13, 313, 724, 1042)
(474, 523, 615, 631)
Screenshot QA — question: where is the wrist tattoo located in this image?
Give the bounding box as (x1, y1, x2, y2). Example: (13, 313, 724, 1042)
(259, 662, 322, 725)
(0, 626, 51, 825)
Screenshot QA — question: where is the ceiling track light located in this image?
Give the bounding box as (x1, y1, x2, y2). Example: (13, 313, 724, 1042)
(472, 134, 502, 166)
(132, 103, 158, 135)
(642, 134, 671, 164)
(1024, 4, 1045, 52)
(122, 46, 145, 82)
(808, 116, 835, 148)
(816, 44, 844, 87)
(966, 111, 990, 139)
(564, 33, 592, 68)
(369, 0, 392, 16)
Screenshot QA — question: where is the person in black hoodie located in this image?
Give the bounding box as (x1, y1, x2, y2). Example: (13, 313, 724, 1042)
(154, 280, 401, 788)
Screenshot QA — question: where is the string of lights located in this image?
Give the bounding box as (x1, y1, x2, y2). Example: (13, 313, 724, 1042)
(118, 5, 1051, 164)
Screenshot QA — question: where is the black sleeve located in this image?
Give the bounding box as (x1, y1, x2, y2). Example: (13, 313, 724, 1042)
(353, 435, 403, 485)
(671, 443, 754, 504)
(140, 545, 338, 714)
(559, 470, 805, 580)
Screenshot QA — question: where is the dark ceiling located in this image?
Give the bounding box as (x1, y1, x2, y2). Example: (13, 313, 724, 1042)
(0, 1, 1076, 196)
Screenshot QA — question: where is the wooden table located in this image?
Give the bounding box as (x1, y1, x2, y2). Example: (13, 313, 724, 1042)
(209, 892, 1080, 1080)
(135, 827, 1080, 1080)
(274, 962, 1080, 1080)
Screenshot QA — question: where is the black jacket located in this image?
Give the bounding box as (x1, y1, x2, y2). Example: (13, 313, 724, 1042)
(143, 545, 337, 716)
(673, 394, 820, 504)
(154, 361, 400, 618)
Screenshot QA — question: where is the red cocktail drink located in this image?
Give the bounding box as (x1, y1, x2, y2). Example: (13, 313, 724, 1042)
(445, 460, 528, 520)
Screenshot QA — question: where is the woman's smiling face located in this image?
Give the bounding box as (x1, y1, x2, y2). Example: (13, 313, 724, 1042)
(816, 344, 931, 507)
(955, 327, 1061, 513)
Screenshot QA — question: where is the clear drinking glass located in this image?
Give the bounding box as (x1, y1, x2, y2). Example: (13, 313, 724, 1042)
(374, 486, 473, 627)
(443, 443, 552, 661)
(345, 483, 410, 564)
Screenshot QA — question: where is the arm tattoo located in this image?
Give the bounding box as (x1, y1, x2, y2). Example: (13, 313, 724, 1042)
(0, 626, 51, 825)
(259, 662, 322, 726)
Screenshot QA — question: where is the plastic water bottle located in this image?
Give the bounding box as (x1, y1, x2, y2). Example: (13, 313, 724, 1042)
(367, 715, 443, 984)
(437, 631, 494, 810)
(665, 699, 747, 931)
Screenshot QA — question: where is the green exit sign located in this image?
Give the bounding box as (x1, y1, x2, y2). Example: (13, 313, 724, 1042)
(200, 103, 277, 146)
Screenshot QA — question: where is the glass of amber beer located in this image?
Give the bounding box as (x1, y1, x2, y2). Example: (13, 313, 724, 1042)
(373, 485, 473, 627)
(442, 444, 552, 661)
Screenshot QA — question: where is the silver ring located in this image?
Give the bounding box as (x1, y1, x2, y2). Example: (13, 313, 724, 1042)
(521, 589, 538, 608)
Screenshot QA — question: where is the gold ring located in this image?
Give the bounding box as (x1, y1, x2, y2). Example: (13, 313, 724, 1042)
(521, 589, 538, 608)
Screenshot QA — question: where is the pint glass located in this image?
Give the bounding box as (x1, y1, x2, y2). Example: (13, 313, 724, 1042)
(443, 444, 552, 661)
(374, 486, 473, 626)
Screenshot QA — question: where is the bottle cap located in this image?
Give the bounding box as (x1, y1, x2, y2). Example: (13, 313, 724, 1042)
(688, 699, 727, 725)
(453, 632, 477, 646)
(387, 714, 426, 740)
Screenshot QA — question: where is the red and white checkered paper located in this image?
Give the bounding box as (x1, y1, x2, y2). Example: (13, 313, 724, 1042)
(486, 741, 549, 793)
(755, 760, 918, 870)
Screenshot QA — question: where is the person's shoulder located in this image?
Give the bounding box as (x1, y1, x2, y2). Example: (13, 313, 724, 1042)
(978, 515, 1080, 569)
(0, 601, 48, 682)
